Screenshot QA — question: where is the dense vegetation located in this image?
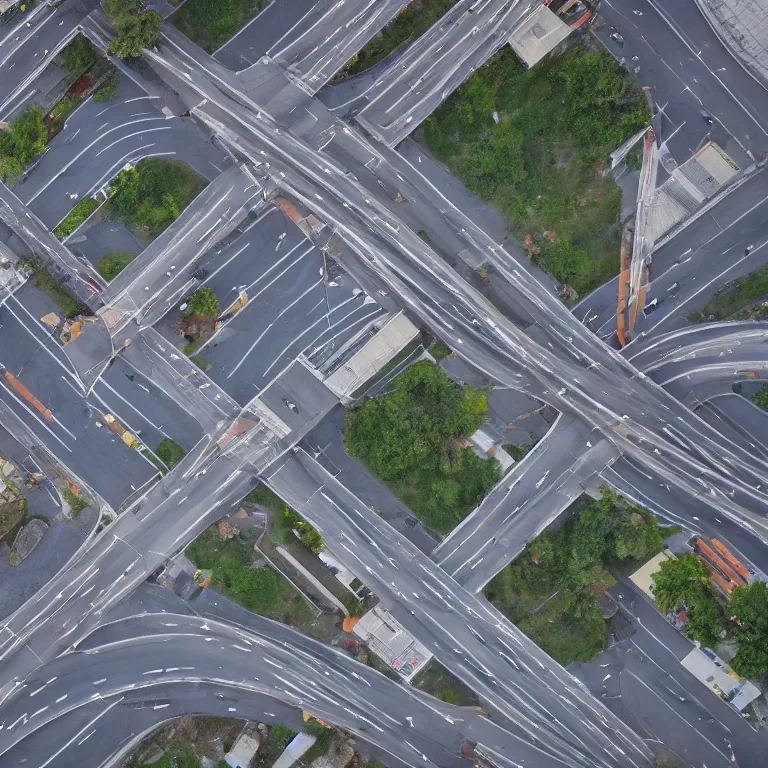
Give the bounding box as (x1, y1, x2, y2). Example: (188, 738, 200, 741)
(344, 360, 499, 535)
(690, 265, 768, 322)
(155, 439, 186, 469)
(108, 159, 207, 238)
(185, 287, 220, 318)
(171, 0, 268, 53)
(97, 251, 135, 281)
(0, 105, 48, 184)
(104, 0, 162, 59)
(752, 387, 768, 411)
(425, 44, 649, 297)
(651, 555, 768, 677)
(341, 0, 458, 77)
(187, 526, 315, 629)
(485, 489, 668, 665)
(54, 198, 101, 241)
(651, 554, 725, 649)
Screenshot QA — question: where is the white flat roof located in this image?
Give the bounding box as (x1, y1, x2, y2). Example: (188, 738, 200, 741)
(509, 5, 572, 68)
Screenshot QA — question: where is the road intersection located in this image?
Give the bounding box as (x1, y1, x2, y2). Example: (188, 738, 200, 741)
(1, 1, 768, 766)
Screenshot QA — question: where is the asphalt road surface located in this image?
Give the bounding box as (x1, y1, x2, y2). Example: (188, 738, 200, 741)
(355, 0, 541, 147)
(0, 282, 158, 509)
(19, 76, 231, 230)
(0, 611, 574, 768)
(597, 0, 768, 159)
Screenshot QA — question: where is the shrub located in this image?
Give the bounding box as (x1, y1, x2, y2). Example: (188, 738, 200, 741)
(97, 251, 134, 280)
(155, 439, 186, 469)
(105, 0, 162, 59)
(185, 288, 220, 318)
(108, 158, 206, 237)
(54, 198, 101, 241)
(0, 105, 48, 182)
(59, 35, 96, 74)
(93, 84, 118, 102)
(63, 487, 88, 517)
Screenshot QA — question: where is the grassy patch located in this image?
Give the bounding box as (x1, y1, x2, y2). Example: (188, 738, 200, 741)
(108, 158, 207, 239)
(171, 0, 268, 53)
(252, 725, 296, 768)
(504, 442, 532, 462)
(242, 483, 284, 511)
(485, 488, 666, 665)
(428, 340, 452, 361)
(341, 0, 459, 77)
(413, 659, 479, 706)
(690, 264, 768, 322)
(424, 44, 649, 298)
(19, 256, 90, 318)
(63, 487, 89, 517)
(155, 439, 186, 469)
(182, 339, 203, 356)
(54, 198, 101, 241)
(191, 354, 212, 372)
(517, 590, 608, 665)
(97, 250, 134, 281)
(345, 360, 499, 536)
(186, 526, 317, 630)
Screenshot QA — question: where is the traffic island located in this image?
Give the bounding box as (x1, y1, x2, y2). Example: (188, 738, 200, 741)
(9, 519, 48, 567)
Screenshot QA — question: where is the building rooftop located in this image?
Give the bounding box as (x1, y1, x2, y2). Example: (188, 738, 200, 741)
(508, 5, 572, 68)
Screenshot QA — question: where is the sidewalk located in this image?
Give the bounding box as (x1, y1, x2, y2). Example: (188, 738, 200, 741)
(695, 0, 768, 87)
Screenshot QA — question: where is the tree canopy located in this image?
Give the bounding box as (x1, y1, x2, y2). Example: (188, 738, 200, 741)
(729, 581, 768, 678)
(108, 159, 206, 237)
(0, 105, 48, 183)
(97, 251, 135, 281)
(651, 554, 726, 649)
(344, 361, 498, 535)
(485, 488, 668, 665)
(185, 288, 220, 318)
(105, 0, 162, 59)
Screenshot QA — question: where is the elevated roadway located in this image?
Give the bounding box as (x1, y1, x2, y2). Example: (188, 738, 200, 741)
(354, 0, 540, 147)
(0, 611, 570, 768)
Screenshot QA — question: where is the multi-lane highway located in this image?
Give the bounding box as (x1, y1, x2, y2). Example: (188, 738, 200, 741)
(3, 0, 768, 766)
(355, 0, 540, 147)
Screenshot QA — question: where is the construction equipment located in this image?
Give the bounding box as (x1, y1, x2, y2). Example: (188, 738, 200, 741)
(103, 414, 140, 448)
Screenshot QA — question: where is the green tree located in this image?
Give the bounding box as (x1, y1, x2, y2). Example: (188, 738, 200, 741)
(729, 582, 768, 678)
(651, 554, 711, 613)
(185, 288, 220, 318)
(2, 105, 48, 168)
(344, 360, 498, 534)
(109, 166, 141, 218)
(751, 387, 768, 411)
(0, 156, 24, 185)
(546, 237, 591, 285)
(651, 554, 726, 648)
(60, 35, 95, 74)
(155, 439, 186, 469)
(105, 0, 162, 60)
(98, 251, 134, 281)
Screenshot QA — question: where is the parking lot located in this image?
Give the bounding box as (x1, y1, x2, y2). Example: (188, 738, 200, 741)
(157, 206, 387, 405)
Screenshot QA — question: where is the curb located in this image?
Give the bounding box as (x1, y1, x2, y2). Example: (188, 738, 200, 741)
(691, 0, 768, 91)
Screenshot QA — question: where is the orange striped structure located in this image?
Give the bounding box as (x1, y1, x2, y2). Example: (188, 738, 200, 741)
(696, 538, 746, 589)
(711, 539, 750, 583)
(4, 373, 52, 421)
(697, 554, 734, 595)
